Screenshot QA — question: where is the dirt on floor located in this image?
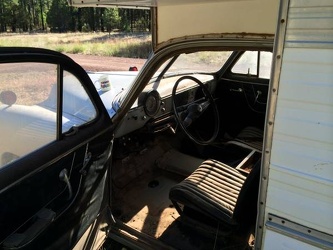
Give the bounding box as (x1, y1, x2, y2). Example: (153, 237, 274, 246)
(65, 53, 147, 72)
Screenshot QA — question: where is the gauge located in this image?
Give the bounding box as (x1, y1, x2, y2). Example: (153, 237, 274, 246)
(144, 90, 161, 117)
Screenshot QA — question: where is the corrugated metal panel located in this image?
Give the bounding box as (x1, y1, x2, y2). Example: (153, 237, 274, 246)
(285, 0, 333, 48)
(267, 48, 333, 235)
(266, 0, 333, 238)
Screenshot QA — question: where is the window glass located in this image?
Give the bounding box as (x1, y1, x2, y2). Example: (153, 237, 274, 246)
(62, 71, 97, 133)
(231, 51, 272, 79)
(0, 62, 57, 167)
(0, 63, 97, 168)
(156, 51, 233, 77)
(232, 51, 258, 76)
(259, 51, 273, 79)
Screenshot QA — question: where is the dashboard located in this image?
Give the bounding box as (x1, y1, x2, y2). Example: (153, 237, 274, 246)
(114, 74, 215, 138)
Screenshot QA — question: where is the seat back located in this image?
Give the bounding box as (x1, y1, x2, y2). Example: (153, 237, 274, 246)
(170, 159, 262, 230)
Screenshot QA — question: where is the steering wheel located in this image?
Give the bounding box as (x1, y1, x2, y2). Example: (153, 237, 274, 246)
(172, 76, 220, 145)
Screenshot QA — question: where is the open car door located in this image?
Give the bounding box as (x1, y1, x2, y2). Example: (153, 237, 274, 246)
(0, 48, 113, 250)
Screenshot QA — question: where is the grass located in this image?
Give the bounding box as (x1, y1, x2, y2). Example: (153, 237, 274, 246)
(0, 32, 152, 58)
(0, 32, 152, 106)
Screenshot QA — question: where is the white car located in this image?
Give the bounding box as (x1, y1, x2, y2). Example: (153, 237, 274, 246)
(0, 46, 271, 250)
(0, 68, 138, 167)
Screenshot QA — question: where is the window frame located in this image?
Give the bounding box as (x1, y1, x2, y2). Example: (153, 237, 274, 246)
(0, 48, 105, 169)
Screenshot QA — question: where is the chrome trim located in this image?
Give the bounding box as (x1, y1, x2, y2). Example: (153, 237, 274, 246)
(254, 0, 290, 248)
(266, 214, 333, 249)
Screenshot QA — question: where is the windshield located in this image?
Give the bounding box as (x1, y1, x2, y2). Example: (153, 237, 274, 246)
(157, 51, 233, 78)
(112, 50, 233, 113)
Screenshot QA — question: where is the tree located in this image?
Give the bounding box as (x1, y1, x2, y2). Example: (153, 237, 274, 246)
(39, 0, 45, 30)
(47, 0, 71, 32)
(103, 8, 121, 33)
(0, 0, 150, 33)
(0, 0, 6, 32)
(0, 0, 13, 32)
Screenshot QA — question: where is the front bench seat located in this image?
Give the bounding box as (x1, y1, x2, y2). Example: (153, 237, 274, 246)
(169, 159, 261, 230)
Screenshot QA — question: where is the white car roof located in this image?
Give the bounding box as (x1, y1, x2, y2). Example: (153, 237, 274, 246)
(69, 0, 279, 50)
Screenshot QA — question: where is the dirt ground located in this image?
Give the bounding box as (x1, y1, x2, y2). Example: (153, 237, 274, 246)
(65, 53, 147, 72)
(0, 54, 146, 106)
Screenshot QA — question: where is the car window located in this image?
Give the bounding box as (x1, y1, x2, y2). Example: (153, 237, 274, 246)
(231, 51, 272, 79)
(0, 62, 57, 167)
(43, 71, 97, 133)
(157, 51, 233, 77)
(62, 71, 97, 132)
(0, 62, 96, 168)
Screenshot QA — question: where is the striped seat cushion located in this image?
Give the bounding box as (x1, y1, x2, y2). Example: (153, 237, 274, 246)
(169, 159, 246, 226)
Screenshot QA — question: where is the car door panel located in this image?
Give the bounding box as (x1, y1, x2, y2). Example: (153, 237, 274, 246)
(0, 115, 113, 250)
(217, 51, 271, 136)
(217, 79, 268, 136)
(0, 48, 113, 250)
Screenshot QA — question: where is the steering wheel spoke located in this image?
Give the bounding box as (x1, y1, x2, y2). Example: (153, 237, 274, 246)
(199, 99, 210, 112)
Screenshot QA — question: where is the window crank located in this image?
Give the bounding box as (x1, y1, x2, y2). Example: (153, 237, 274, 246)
(59, 169, 73, 200)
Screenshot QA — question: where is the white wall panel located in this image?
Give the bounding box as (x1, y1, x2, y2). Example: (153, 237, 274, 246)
(157, 0, 279, 46)
(265, 0, 333, 240)
(263, 229, 323, 250)
(285, 1, 333, 48)
(267, 47, 333, 234)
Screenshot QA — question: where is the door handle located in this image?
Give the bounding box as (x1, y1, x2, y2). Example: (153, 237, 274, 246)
(230, 88, 243, 93)
(59, 169, 73, 200)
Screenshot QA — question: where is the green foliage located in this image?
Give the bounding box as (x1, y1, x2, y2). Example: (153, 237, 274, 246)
(0, 0, 150, 33)
(103, 8, 121, 32)
(113, 41, 151, 58)
(0, 32, 152, 58)
(47, 0, 72, 32)
(54, 45, 65, 53)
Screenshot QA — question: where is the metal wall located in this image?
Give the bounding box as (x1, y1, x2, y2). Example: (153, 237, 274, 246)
(262, 0, 333, 248)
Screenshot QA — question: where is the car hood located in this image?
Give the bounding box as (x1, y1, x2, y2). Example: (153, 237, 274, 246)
(88, 71, 139, 117)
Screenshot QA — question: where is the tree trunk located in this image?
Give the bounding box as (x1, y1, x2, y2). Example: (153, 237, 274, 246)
(100, 8, 104, 32)
(77, 8, 82, 32)
(89, 8, 95, 31)
(39, 0, 44, 30)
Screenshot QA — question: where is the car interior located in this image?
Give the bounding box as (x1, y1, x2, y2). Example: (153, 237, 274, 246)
(109, 49, 272, 249)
